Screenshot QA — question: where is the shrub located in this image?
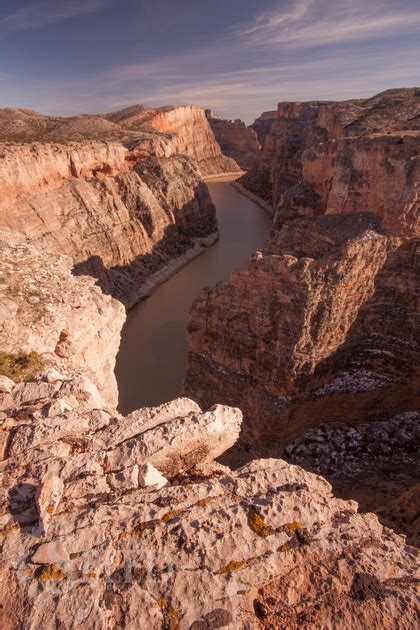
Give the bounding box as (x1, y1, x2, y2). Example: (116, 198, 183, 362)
(0, 351, 44, 382)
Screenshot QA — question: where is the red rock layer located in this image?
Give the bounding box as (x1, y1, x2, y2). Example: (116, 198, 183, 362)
(0, 105, 241, 306)
(241, 88, 420, 234)
(184, 88, 420, 458)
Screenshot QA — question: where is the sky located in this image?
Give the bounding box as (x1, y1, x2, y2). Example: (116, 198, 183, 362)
(0, 0, 419, 122)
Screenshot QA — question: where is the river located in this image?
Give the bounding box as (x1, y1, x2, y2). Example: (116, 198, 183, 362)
(115, 180, 271, 414)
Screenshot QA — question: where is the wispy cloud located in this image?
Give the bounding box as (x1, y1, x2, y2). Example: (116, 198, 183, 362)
(9, 45, 417, 122)
(0, 0, 419, 121)
(0, 0, 112, 33)
(234, 0, 420, 48)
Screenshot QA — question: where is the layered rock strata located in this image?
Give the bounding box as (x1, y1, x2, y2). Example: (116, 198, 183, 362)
(249, 110, 277, 146)
(206, 110, 261, 169)
(0, 105, 240, 306)
(240, 88, 420, 227)
(185, 214, 419, 448)
(0, 229, 417, 628)
(0, 105, 240, 177)
(185, 89, 419, 472)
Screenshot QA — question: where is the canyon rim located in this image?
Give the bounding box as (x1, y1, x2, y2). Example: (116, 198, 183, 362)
(0, 1, 419, 629)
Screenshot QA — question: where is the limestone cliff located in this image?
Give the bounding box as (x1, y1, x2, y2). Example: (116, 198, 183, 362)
(241, 88, 420, 226)
(0, 105, 240, 306)
(184, 89, 419, 496)
(185, 215, 419, 443)
(0, 229, 125, 407)
(0, 104, 240, 177)
(206, 110, 260, 169)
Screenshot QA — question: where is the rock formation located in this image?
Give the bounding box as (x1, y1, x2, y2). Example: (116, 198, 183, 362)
(206, 110, 261, 169)
(0, 229, 125, 407)
(249, 110, 277, 146)
(1, 226, 417, 628)
(184, 88, 420, 532)
(240, 88, 420, 224)
(0, 105, 241, 307)
(1, 89, 418, 627)
(284, 411, 420, 547)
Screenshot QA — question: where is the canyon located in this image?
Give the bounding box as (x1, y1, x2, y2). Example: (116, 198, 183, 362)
(0, 229, 418, 629)
(184, 87, 420, 543)
(0, 89, 418, 629)
(0, 105, 240, 307)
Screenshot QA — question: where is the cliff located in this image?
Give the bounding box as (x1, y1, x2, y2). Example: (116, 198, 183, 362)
(241, 88, 420, 223)
(185, 215, 419, 442)
(249, 110, 277, 146)
(184, 89, 420, 539)
(0, 229, 125, 407)
(0, 105, 241, 306)
(1, 233, 417, 628)
(206, 110, 261, 169)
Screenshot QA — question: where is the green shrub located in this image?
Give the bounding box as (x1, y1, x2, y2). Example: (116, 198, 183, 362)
(0, 351, 44, 382)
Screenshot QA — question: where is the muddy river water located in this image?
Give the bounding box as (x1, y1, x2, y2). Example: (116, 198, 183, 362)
(115, 180, 271, 414)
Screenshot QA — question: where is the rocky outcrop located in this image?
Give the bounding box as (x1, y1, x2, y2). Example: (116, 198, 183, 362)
(1, 401, 417, 630)
(249, 110, 277, 146)
(184, 89, 419, 473)
(206, 110, 260, 169)
(0, 372, 241, 479)
(0, 105, 240, 307)
(241, 88, 420, 230)
(0, 229, 125, 407)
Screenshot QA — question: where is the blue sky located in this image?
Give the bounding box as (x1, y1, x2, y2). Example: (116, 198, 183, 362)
(0, 0, 419, 122)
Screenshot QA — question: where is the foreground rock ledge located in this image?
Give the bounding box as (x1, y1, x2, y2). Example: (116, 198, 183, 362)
(0, 365, 417, 628)
(1, 448, 417, 628)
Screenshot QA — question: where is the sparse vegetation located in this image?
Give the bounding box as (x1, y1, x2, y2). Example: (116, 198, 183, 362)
(0, 350, 44, 382)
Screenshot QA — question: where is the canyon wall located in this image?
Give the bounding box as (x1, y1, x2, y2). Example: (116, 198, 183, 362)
(206, 110, 261, 169)
(1, 231, 417, 628)
(185, 89, 420, 456)
(249, 110, 277, 146)
(0, 229, 125, 407)
(0, 105, 241, 306)
(241, 88, 420, 223)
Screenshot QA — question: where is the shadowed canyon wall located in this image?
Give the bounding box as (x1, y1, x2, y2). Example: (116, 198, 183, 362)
(185, 88, 420, 456)
(0, 105, 241, 307)
(206, 110, 261, 170)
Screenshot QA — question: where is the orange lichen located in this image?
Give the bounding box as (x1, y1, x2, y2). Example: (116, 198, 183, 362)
(125, 494, 224, 538)
(195, 494, 222, 508)
(161, 508, 187, 523)
(278, 543, 291, 553)
(248, 508, 273, 537)
(126, 520, 156, 537)
(215, 557, 255, 575)
(35, 563, 66, 581)
(158, 598, 180, 620)
(277, 521, 303, 535)
(46, 505, 54, 514)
